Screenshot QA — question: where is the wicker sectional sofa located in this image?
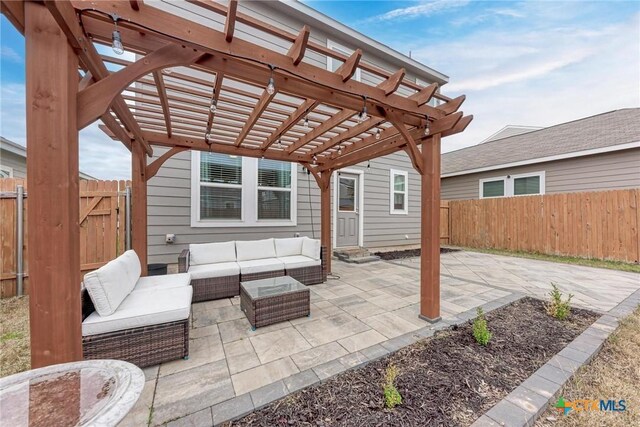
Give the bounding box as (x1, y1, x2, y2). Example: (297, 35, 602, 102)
(81, 250, 192, 368)
(179, 237, 327, 302)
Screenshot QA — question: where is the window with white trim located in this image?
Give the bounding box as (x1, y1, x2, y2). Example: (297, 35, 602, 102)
(327, 40, 361, 81)
(192, 152, 297, 227)
(479, 171, 545, 198)
(390, 169, 408, 214)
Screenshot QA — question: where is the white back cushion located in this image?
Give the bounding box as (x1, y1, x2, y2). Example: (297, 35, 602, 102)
(189, 241, 236, 265)
(275, 237, 304, 257)
(301, 237, 321, 260)
(236, 238, 276, 261)
(83, 250, 141, 316)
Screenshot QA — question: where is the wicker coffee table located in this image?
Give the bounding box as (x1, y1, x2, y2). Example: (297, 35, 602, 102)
(240, 276, 310, 330)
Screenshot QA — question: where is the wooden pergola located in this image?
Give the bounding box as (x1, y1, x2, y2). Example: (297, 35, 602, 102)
(1, 0, 471, 368)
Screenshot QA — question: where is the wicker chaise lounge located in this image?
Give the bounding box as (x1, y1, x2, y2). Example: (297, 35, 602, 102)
(81, 250, 192, 368)
(179, 237, 327, 302)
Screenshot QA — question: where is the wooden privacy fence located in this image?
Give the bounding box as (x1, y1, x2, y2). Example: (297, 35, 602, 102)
(440, 201, 450, 244)
(0, 178, 130, 297)
(448, 189, 640, 263)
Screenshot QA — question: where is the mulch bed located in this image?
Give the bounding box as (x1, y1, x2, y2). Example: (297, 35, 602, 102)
(374, 247, 460, 260)
(227, 297, 598, 427)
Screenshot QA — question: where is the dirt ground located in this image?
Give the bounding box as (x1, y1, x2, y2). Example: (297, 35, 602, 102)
(536, 307, 640, 427)
(229, 297, 598, 427)
(0, 295, 30, 377)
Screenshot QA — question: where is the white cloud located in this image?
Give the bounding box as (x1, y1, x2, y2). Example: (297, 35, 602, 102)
(364, 0, 469, 23)
(410, 12, 640, 152)
(0, 82, 131, 180)
(1, 46, 22, 63)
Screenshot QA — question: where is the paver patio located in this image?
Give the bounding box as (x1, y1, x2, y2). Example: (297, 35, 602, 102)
(119, 250, 640, 426)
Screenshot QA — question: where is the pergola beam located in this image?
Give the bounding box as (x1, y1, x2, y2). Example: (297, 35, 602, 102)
(153, 71, 172, 138)
(336, 49, 362, 82)
(287, 25, 310, 65)
(224, 0, 237, 42)
(261, 99, 319, 150)
(0, 0, 25, 34)
(100, 113, 133, 151)
(308, 118, 385, 156)
(44, 0, 153, 156)
(235, 89, 277, 146)
(286, 109, 355, 154)
(413, 83, 439, 106)
(378, 68, 406, 96)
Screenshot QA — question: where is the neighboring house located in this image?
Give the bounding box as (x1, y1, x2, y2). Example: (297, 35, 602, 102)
(441, 109, 640, 200)
(480, 125, 542, 143)
(146, 0, 449, 263)
(0, 136, 96, 180)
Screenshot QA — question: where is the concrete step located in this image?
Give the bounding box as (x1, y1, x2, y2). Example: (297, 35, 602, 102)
(333, 247, 381, 264)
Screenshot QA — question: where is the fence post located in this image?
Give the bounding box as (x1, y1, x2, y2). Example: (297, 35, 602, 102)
(125, 185, 132, 250)
(16, 185, 25, 296)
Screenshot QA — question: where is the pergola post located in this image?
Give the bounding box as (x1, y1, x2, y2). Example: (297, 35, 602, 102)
(131, 141, 148, 276)
(25, 2, 82, 367)
(320, 173, 332, 274)
(419, 134, 442, 322)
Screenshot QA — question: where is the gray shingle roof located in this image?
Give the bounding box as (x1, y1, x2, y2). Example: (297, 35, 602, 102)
(442, 108, 640, 175)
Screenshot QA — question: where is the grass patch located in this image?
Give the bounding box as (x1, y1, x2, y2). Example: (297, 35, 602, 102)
(0, 296, 30, 377)
(458, 247, 640, 273)
(537, 307, 640, 426)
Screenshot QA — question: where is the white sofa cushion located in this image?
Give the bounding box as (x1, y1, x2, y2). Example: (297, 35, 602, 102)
(83, 250, 141, 316)
(274, 237, 304, 257)
(236, 238, 276, 261)
(188, 262, 240, 280)
(237, 258, 284, 275)
(301, 237, 321, 260)
(278, 255, 321, 270)
(189, 241, 236, 265)
(82, 286, 192, 336)
(134, 273, 191, 292)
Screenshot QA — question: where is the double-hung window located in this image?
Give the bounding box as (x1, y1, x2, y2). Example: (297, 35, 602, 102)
(390, 169, 408, 214)
(192, 152, 296, 227)
(479, 171, 545, 198)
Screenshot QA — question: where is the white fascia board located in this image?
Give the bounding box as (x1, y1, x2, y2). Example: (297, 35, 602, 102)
(442, 141, 640, 178)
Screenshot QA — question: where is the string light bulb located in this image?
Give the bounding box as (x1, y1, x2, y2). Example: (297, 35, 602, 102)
(111, 15, 124, 55)
(367, 160, 371, 169)
(277, 139, 282, 149)
(376, 128, 381, 140)
(357, 96, 368, 123)
(209, 98, 217, 113)
(312, 155, 318, 165)
(424, 115, 430, 136)
(266, 65, 276, 95)
(338, 145, 343, 155)
(205, 133, 212, 142)
(304, 116, 309, 129)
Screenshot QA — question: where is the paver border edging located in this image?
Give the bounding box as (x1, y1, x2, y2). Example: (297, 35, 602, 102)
(471, 288, 640, 427)
(202, 292, 524, 426)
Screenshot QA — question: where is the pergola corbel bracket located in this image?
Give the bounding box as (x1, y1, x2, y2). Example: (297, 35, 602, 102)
(146, 146, 188, 180)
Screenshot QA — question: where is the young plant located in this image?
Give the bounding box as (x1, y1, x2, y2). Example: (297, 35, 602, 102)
(546, 283, 574, 320)
(383, 363, 402, 409)
(473, 307, 492, 346)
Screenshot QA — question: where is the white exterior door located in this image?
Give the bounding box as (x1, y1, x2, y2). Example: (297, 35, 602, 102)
(336, 173, 359, 247)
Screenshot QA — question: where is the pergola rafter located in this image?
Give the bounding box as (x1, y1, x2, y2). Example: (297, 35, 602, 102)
(3, 0, 472, 368)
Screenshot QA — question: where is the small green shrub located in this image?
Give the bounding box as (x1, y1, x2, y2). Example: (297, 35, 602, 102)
(546, 283, 574, 320)
(473, 307, 492, 346)
(383, 364, 402, 409)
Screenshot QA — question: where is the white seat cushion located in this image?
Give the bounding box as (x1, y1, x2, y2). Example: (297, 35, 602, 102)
(278, 255, 321, 270)
(189, 241, 237, 265)
(274, 237, 304, 257)
(83, 250, 141, 316)
(236, 238, 277, 261)
(188, 262, 240, 280)
(82, 286, 192, 336)
(134, 273, 191, 292)
(237, 258, 284, 274)
(301, 237, 321, 260)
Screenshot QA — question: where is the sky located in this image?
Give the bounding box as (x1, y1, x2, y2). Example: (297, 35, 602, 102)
(1, 1, 639, 179)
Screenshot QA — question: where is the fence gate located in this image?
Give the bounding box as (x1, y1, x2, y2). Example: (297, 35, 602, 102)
(0, 178, 131, 298)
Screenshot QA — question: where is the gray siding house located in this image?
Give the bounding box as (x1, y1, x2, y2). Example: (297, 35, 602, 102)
(441, 109, 640, 200)
(146, 0, 449, 264)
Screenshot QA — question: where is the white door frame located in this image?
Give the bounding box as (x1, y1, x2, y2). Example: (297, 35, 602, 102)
(333, 168, 364, 247)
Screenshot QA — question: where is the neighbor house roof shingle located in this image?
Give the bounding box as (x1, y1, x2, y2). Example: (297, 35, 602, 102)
(442, 108, 640, 176)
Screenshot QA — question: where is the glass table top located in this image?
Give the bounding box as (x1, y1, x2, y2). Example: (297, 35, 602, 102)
(241, 275, 308, 299)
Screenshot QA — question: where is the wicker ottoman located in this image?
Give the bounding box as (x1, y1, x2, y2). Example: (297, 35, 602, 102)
(240, 276, 310, 330)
